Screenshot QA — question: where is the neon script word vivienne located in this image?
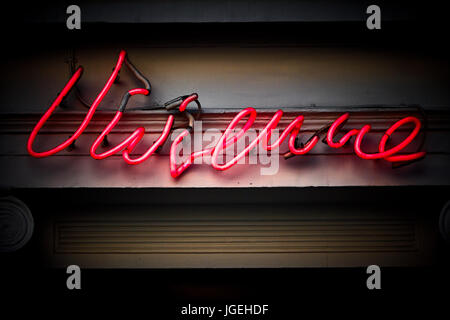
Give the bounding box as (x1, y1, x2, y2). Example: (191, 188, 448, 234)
(27, 50, 426, 178)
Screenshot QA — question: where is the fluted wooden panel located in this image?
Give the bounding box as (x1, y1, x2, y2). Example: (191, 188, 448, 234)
(54, 219, 417, 254)
(41, 203, 435, 268)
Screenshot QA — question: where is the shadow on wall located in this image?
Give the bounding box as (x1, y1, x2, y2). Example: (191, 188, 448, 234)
(1, 46, 449, 113)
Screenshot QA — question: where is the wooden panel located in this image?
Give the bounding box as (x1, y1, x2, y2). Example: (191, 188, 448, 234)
(42, 203, 435, 268)
(54, 220, 417, 254)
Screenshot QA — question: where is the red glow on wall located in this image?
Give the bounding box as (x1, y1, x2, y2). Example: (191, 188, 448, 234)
(27, 50, 426, 178)
(27, 50, 127, 158)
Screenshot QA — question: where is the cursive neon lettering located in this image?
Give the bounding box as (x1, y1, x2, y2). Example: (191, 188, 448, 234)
(27, 50, 426, 178)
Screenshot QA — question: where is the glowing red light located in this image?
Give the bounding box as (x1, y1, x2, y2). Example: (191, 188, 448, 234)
(179, 93, 199, 112)
(326, 113, 359, 148)
(355, 116, 426, 162)
(27, 50, 427, 178)
(89, 87, 175, 165)
(27, 50, 127, 157)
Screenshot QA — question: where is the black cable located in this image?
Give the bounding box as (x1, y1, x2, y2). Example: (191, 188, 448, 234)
(64, 49, 204, 128)
(66, 49, 154, 111)
(66, 49, 92, 108)
(124, 56, 151, 93)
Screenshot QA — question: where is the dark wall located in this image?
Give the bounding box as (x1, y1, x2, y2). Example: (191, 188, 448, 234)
(2, 1, 449, 113)
(2, 45, 449, 113)
(11, 0, 426, 23)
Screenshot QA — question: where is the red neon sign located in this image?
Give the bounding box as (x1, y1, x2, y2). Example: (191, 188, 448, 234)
(27, 50, 426, 178)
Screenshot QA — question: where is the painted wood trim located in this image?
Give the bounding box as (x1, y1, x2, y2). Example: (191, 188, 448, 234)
(42, 203, 436, 268)
(1, 107, 449, 134)
(0, 108, 448, 188)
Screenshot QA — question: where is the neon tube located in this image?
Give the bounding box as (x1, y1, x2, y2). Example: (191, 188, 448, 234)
(90, 112, 174, 164)
(27, 50, 127, 157)
(171, 109, 320, 176)
(171, 110, 425, 176)
(27, 50, 427, 178)
(326, 113, 360, 148)
(354, 116, 425, 161)
(170, 108, 257, 178)
(210, 110, 319, 171)
(89, 88, 175, 164)
(179, 94, 199, 112)
(378, 117, 426, 162)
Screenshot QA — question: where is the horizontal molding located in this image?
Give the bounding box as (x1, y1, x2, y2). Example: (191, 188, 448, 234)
(1, 107, 449, 134)
(2, 154, 450, 188)
(55, 219, 417, 254)
(1, 131, 447, 156)
(1, 108, 448, 188)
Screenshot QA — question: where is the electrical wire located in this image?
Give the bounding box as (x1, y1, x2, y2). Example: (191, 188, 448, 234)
(28, 50, 201, 158)
(29, 50, 427, 176)
(67, 49, 153, 111)
(66, 49, 203, 120)
(170, 108, 427, 177)
(28, 51, 127, 157)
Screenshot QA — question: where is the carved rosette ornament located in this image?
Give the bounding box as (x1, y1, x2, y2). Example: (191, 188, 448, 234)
(0, 196, 34, 252)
